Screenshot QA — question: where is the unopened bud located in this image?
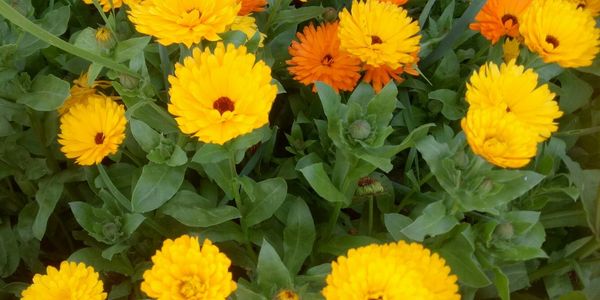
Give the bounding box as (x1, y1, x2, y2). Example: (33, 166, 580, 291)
(95, 26, 115, 49)
(119, 74, 139, 89)
(495, 223, 514, 240)
(275, 289, 300, 300)
(348, 119, 372, 140)
(102, 221, 122, 242)
(322, 7, 338, 22)
(356, 177, 384, 196)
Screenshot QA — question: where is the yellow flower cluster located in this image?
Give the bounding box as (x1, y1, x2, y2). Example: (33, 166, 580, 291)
(21, 261, 106, 300)
(462, 60, 562, 168)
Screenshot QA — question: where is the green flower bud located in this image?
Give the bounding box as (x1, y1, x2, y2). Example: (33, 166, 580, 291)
(322, 7, 338, 22)
(495, 222, 514, 240)
(95, 26, 115, 49)
(349, 120, 372, 140)
(356, 177, 384, 196)
(119, 74, 139, 89)
(102, 221, 122, 243)
(479, 178, 494, 193)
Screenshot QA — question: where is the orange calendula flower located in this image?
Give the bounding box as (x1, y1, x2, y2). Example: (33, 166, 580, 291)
(238, 0, 267, 15)
(378, 0, 409, 5)
(363, 52, 419, 92)
(469, 0, 532, 44)
(287, 22, 361, 92)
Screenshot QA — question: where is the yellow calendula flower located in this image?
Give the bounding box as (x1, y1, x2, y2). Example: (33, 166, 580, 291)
(127, 0, 240, 47)
(230, 15, 265, 46)
(466, 60, 562, 141)
(568, 0, 600, 16)
(83, 0, 123, 11)
(462, 108, 539, 168)
(322, 241, 460, 300)
(338, 0, 421, 69)
(141, 235, 237, 300)
(59, 95, 127, 166)
(58, 73, 112, 115)
(276, 289, 300, 300)
(519, 0, 600, 68)
(21, 261, 106, 300)
(168, 43, 277, 145)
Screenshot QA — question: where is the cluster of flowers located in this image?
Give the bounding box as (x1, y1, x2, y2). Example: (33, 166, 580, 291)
(21, 235, 460, 300)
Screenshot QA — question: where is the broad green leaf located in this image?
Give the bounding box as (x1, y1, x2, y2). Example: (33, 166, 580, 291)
(257, 240, 293, 293)
(298, 163, 347, 204)
(0, 220, 19, 278)
(241, 177, 287, 227)
(383, 213, 413, 241)
(130, 119, 160, 152)
(316, 81, 341, 119)
(159, 192, 240, 227)
(114, 37, 151, 63)
(69, 247, 133, 275)
(557, 71, 593, 114)
(131, 163, 186, 213)
(319, 235, 380, 256)
(401, 201, 458, 241)
(273, 6, 325, 28)
(428, 89, 465, 120)
(192, 143, 230, 164)
(283, 197, 315, 275)
(437, 230, 491, 288)
(32, 177, 64, 240)
(18, 75, 70, 111)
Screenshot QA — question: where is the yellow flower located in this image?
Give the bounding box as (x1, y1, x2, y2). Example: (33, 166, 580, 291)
(83, 0, 123, 11)
(519, 0, 600, 68)
(141, 235, 237, 300)
(58, 95, 127, 166)
(465, 60, 562, 141)
(127, 0, 240, 47)
(568, 0, 600, 16)
(230, 15, 265, 47)
(503, 38, 520, 62)
(462, 108, 539, 168)
(21, 261, 106, 300)
(322, 241, 460, 300)
(338, 0, 421, 69)
(168, 43, 277, 145)
(95, 26, 112, 43)
(58, 73, 111, 115)
(276, 289, 300, 300)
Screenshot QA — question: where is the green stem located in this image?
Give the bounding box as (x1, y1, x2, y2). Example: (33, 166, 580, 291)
(97, 164, 132, 211)
(367, 196, 374, 236)
(0, 1, 137, 77)
(325, 202, 343, 239)
(91, 0, 118, 39)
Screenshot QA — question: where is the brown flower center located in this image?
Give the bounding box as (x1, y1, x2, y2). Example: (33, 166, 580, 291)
(501, 14, 518, 26)
(371, 35, 383, 45)
(545, 35, 560, 49)
(321, 54, 334, 66)
(213, 97, 235, 115)
(94, 132, 105, 145)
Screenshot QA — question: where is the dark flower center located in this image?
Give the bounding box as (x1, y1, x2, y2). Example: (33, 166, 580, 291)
(545, 35, 560, 49)
(321, 54, 334, 66)
(371, 35, 383, 45)
(501, 14, 518, 26)
(95, 132, 105, 145)
(213, 97, 235, 115)
(506, 106, 511, 112)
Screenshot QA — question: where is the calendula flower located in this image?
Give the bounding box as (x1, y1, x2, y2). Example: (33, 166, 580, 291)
(338, 0, 421, 69)
(59, 95, 127, 166)
(168, 43, 277, 145)
(322, 241, 459, 300)
(127, 0, 240, 47)
(520, 0, 600, 68)
(230, 15, 265, 46)
(363, 52, 419, 92)
(287, 22, 361, 92)
(379, 0, 408, 5)
(238, 0, 267, 15)
(503, 38, 520, 62)
(568, 0, 600, 16)
(141, 235, 236, 300)
(58, 73, 112, 115)
(276, 289, 300, 300)
(83, 0, 123, 11)
(21, 261, 106, 300)
(469, 0, 532, 44)
(466, 60, 562, 141)
(462, 108, 538, 168)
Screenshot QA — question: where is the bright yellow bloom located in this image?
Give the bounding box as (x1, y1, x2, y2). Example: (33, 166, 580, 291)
(462, 108, 539, 168)
(469, 0, 532, 44)
(503, 38, 520, 62)
(59, 95, 127, 166)
(519, 0, 600, 68)
(21, 261, 106, 300)
(141, 235, 237, 300)
(168, 43, 277, 145)
(568, 0, 600, 16)
(466, 60, 562, 141)
(322, 241, 459, 300)
(230, 15, 265, 46)
(58, 73, 112, 115)
(83, 0, 123, 11)
(338, 0, 421, 69)
(276, 289, 300, 300)
(127, 0, 240, 47)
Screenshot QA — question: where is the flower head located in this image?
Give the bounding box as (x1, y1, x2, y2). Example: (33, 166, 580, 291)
(363, 52, 419, 92)
(168, 43, 277, 145)
(141, 235, 237, 300)
(469, 0, 532, 44)
(287, 22, 361, 92)
(462, 108, 538, 168)
(466, 60, 562, 141)
(95, 26, 112, 43)
(83, 0, 123, 12)
(58, 73, 111, 115)
(58, 95, 127, 166)
(322, 241, 459, 300)
(127, 0, 240, 47)
(21, 261, 106, 300)
(276, 289, 300, 300)
(519, 0, 600, 68)
(338, 0, 421, 69)
(568, 0, 600, 16)
(238, 0, 267, 15)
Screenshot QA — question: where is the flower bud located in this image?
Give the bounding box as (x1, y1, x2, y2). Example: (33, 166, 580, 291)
(102, 221, 122, 243)
(275, 289, 300, 300)
(119, 74, 139, 89)
(356, 177, 384, 196)
(323, 7, 338, 22)
(495, 222, 514, 240)
(348, 119, 372, 140)
(95, 26, 115, 49)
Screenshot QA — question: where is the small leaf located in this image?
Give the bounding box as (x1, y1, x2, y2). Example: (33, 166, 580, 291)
(32, 177, 64, 240)
(114, 37, 151, 63)
(160, 192, 240, 227)
(241, 177, 288, 227)
(18, 75, 70, 111)
(298, 163, 347, 204)
(69, 247, 133, 275)
(130, 119, 160, 152)
(131, 163, 186, 213)
(401, 201, 458, 241)
(383, 213, 413, 241)
(283, 197, 315, 275)
(257, 240, 293, 293)
(192, 143, 230, 164)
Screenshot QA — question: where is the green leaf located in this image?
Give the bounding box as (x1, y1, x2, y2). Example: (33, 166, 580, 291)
(32, 177, 64, 240)
(201, 159, 235, 197)
(18, 6, 70, 57)
(316, 81, 341, 120)
(437, 230, 491, 288)
(257, 240, 293, 293)
(298, 163, 347, 204)
(192, 143, 230, 164)
(383, 213, 413, 241)
(0, 220, 19, 278)
(283, 197, 315, 275)
(273, 6, 325, 28)
(557, 71, 593, 114)
(69, 247, 133, 275)
(401, 201, 458, 241)
(114, 37, 151, 63)
(159, 191, 240, 227)
(18, 75, 69, 111)
(130, 119, 160, 152)
(241, 177, 288, 227)
(428, 89, 465, 120)
(319, 235, 380, 256)
(131, 163, 186, 213)
(69, 201, 118, 244)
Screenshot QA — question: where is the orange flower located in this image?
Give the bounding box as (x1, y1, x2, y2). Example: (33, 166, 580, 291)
(378, 0, 408, 5)
(287, 22, 361, 92)
(238, 0, 267, 15)
(363, 53, 419, 92)
(470, 0, 532, 44)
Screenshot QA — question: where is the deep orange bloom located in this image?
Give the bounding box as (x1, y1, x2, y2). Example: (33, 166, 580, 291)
(470, 0, 532, 44)
(287, 22, 361, 92)
(238, 0, 267, 15)
(363, 53, 419, 92)
(378, 0, 408, 5)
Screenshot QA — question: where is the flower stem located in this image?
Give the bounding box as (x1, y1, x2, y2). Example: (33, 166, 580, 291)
(228, 149, 257, 262)
(368, 195, 374, 236)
